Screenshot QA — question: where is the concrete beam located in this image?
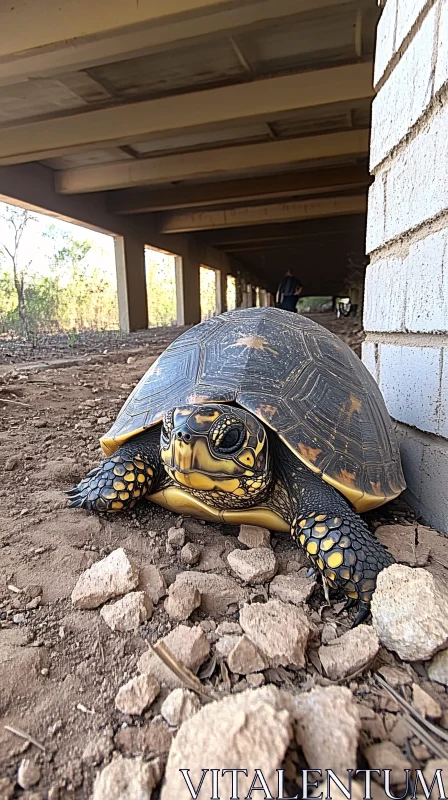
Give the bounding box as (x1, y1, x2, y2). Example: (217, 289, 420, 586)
(108, 165, 371, 214)
(57, 130, 370, 194)
(0, 63, 373, 167)
(0, 0, 355, 86)
(203, 214, 367, 245)
(159, 194, 367, 233)
(114, 235, 148, 332)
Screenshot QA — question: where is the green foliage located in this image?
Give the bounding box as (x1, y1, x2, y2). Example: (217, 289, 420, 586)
(200, 266, 217, 320)
(146, 250, 177, 327)
(296, 295, 333, 313)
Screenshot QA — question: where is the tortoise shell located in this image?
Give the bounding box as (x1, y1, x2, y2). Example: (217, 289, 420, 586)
(101, 307, 405, 512)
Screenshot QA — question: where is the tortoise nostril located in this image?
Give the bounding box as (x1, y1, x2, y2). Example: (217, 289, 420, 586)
(176, 431, 183, 439)
(184, 433, 191, 442)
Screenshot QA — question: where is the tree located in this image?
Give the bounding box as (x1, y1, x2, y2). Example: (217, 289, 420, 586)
(0, 205, 36, 337)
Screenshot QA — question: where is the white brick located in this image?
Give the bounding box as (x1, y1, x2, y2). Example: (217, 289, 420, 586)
(363, 256, 407, 332)
(396, 422, 448, 533)
(378, 344, 442, 434)
(405, 229, 448, 332)
(366, 174, 386, 253)
(435, 0, 448, 94)
(384, 102, 448, 242)
(395, 0, 431, 51)
(374, 0, 398, 86)
(361, 341, 378, 382)
(370, 5, 436, 169)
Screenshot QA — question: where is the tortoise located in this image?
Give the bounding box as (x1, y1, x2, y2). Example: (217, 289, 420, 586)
(68, 307, 405, 623)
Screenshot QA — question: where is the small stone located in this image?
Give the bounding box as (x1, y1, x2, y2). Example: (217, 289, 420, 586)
(364, 742, 411, 787)
(164, 582, 201, 621)
(167, 527, 185, 549)
(5, 457, 18, 471)
(377, 665, 413, 687)
(17, 760, 41, 789)
(424, 760, 448, 787)
(412, 683, 441, 719)
(428, 648, 448, 686)
(319, 625, 380, 680)
(321, 623, 338, 644)
(180, 542, 201, 566)
(216, 621, 242, 636)
(0, 778, 14, 799)
(169, 572, 248, 616)
(82, 728, 114, 765)
(215, 634, 242, 658)
(139, 565, 167, 604)
(115, 674, 160, 716)
(161, 688, 201, 726)
(227, 634, 268, 674)
(127, 356, 136, 364)
(227, 547, 277, 583)
(100, 591, 152, 632)
(71, 547, 139, 609)
(238, 524, 271, 549)
(138, 625, 210, 688)
(239, 599, 314, 668)
(292, 686, 360, 774)
(200, 619, 216, 634)
(269, 572, 316, 605)
(92, 755, 161, 800)
(389, 717, 411, 747)
(371, 565, 448, 661)
(246, 673, 265, 687)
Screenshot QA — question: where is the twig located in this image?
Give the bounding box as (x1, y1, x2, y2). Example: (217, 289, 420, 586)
(4, 724, 45, 752)
(375, 674, 448, 754)
(150, 642, 218, 702)
(0, 397, 30, 407)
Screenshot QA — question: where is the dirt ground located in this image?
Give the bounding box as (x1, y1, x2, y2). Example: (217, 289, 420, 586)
(0, 312, 447, 799)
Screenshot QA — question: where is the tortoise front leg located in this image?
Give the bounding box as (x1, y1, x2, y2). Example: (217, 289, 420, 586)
(291, 492, 394, 626)
(67, 428, 163, 513)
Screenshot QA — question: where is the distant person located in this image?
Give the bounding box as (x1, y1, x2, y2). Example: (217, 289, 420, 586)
(276, 269, 303, 312)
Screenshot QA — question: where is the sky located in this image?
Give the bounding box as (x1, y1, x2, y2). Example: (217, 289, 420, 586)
(0, 199, 117, 280)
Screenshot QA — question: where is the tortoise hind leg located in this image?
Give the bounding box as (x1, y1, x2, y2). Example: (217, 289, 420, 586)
(67, 428, 162, 513)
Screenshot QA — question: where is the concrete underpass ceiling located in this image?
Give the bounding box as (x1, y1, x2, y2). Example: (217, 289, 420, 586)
(0, 0, 379, 295)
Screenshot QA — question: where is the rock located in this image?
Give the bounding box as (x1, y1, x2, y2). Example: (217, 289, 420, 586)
(138, 625, 210, 688)
(424, 760, 448, 785)
(412, 683, 441, 719)
(167, 526, 185, 549)
(17, 760, 41, 789)
(139, 565, 167, 604)
(170, 572, 248, 616)
(246, 673, 265, 687)
(227, 634, 268, 674)
(389, 717, 411, 747)
(0, 778, 14, 799)
(127, 356, 136, 364)
(5, 457, 18, 471)
(114, 719, 173, 758)
(71, 548, 139, 609)
(92, 756, 161, 800)
(161, 687, 292, 800)
(238, 524, 271, 549)
(215, 634, 242, 658)
(82, 728, 114, 765)
(364, 742, 411, 787)
(216, 621, 242, 636)
(269, 572, 316, 605)
(321, 623, 338, 644)
(115, 673, 160, 716)
(318, 625, 380, 680)
(293, 686, 360, 774)
(428, 648, 448, 686)
(180, 542, 201, 566)
(239, 599, 313, 668)
(164, 582, 200, 621)
(100, 591, 152, 632)
(371, 565, 448, 661)
(161, 688, 201, 726)
(377, 665, 412, 687)
(227, 548, 277, 583)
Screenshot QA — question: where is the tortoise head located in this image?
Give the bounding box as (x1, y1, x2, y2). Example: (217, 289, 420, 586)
(160, 404, 271, 504)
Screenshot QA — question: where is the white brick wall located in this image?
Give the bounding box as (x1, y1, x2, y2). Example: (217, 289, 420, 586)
(365, 0, 448, 530)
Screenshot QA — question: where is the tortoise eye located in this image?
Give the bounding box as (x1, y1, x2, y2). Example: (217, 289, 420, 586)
(215, 423, 246, 454)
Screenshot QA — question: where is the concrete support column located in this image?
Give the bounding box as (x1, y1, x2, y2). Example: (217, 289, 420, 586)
(364, 0, 448, 531)
(114, 234, 148, 333)
(216, 270, 228, 315)
(175, 252, 201, 326)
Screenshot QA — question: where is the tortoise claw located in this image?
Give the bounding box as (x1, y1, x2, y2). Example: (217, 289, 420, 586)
(350, 603, 370, 628)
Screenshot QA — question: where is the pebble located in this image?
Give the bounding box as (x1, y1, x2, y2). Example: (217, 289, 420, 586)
(164, 582, 201, 621)
(364, 741, 411, 787)
(227, 634, 268, 674)
(126, 356, 136, 364)
(269, 572, 316, 605)
(238, 524, 271, 549)
(170, 571, 248, 616)
(138, 565, 167, 605)
(227, 547, 278, 583)
(412, 683, 442, 719)
(71, 548, 139, 610)
(371, 565, 448, 661)
(246, 672, 265, 687)
(167, 526, 186, 549)
(321, 622, 338, 644)
(428, 648, 448, 686)
(161, 687, 291, 800)
(138, 624, 210, 689)
(318, 624, 380, 680)
(216, 621, 242, 636)
(5, 457, 18, 471)
(239, 599, 314, 668)
(17, 760, 41, 789)
(215, 634, 242, 658)
(161, 688, 201, 727)
(180, 542, 201, 566)
(377, 665, 412, 687)
(100, 591, 152, 632)
(0, 778, 14, 799)
(82, 728, 114, 765)
(92, 755, 161, 800)
(115, 674, 160, 716)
